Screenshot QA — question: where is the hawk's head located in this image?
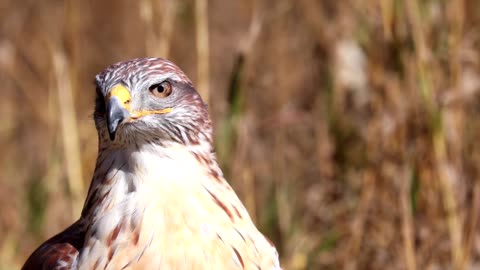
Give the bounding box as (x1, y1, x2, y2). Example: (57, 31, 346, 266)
(94, 58, 212, 147)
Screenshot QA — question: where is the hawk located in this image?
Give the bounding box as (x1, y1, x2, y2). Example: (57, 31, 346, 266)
(22, 58, 281, 270)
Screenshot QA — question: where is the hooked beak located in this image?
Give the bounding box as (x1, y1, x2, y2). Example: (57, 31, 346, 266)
(106, 85, 131, 141)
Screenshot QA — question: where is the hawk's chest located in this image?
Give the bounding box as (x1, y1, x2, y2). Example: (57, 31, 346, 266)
(80, 145, 223, 269)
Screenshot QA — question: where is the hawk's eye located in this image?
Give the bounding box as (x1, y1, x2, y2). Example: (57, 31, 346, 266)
(149, 81, 172, 98)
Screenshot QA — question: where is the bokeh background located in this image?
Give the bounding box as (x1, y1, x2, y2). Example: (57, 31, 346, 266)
(1, 0, 480, 269)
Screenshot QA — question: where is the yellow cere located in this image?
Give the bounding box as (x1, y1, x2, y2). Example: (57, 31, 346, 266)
(107, 84, 132, 110)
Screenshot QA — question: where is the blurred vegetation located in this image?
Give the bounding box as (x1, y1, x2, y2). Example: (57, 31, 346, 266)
(1, 0, 480, 269)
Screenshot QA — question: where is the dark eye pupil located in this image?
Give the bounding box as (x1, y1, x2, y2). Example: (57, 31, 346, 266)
(149, 82, 171, 98)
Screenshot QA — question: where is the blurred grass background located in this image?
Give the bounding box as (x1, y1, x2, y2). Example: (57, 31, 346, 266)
(1, 0, 480, 269)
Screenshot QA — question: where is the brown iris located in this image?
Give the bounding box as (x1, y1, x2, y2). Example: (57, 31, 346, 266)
(149, 81, 172, 98)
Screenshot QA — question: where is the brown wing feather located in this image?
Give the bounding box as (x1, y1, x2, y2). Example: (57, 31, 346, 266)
(22, 220, 85, 270)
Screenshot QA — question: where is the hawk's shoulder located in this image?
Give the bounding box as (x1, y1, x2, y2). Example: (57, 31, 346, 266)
(22, 220, 85, 270)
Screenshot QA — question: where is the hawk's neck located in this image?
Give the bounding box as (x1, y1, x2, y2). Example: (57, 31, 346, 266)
(81, 142, 225, 219)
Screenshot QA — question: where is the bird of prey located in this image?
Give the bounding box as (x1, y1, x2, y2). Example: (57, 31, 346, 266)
(22, 58, 281, 270)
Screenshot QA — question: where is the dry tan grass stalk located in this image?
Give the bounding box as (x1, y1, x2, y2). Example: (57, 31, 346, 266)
(231, 117, 256, 221)
(0, 233, 18, 269)
(0, 43, 49, 126)
(404, 0, 433, 108)
(343, 172, 375, 270)
(140, 0, 154, 53)
(400, 165, 417, 270)
(195, 0, 210, 104)
(447, 0, 465, 86)
(379, 0, 394, 40)
(445, 1, 467, 268)
(404, 0, 464, 268)
(239, 0, 262, 56)
(460, 179, 480, 269)
(234, 0, 263, 222)
(273, 132, 290, 235)
(435, 156, 464, 270)
(157, 0, 176, 58)
(298, 0, 334, 46)
(51, 49, 84, 219)
(141, 0, 176, 58)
